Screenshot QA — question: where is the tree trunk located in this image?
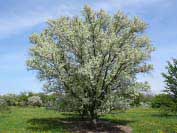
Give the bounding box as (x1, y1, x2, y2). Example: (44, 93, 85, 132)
(89, 109, 97, 128)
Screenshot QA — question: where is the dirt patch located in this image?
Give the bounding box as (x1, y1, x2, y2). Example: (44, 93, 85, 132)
(69, 120, 132, 133)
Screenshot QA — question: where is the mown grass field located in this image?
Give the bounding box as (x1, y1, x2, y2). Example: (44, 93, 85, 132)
(0, 107, 176, 133)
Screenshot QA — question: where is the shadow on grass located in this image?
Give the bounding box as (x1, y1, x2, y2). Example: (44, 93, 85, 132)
(27, 114, 134, 132)
(151, 113, 177, 118)
(27, 117, 72, 132)
(100, 118, 135, 126)
(27, 115, 81, 132)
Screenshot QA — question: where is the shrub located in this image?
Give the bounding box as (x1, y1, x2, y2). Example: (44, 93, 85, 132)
(17, 92, 29, 106)
(110, 96, 132, 111)
(131, 93, 154, 107)
(151, 94, 177, 115)
(152, 94, 172, 108)
(3, 94, 18, 106)
(0, 98, 9, 112)
(27, 96, 42, 107)
(39, 93, 58, 107)
(139, 102, 150, 108)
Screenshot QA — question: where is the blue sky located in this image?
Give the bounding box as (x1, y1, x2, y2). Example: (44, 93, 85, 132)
(0, 0, 177, 94)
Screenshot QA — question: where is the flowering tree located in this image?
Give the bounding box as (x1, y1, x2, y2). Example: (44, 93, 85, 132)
(27, 5, 154, 124)
(28, 96, 42, 107)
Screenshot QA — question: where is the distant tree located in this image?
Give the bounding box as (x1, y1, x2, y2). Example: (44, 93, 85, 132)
(27, 5, 154, 124)
(162, 59, 177, 99)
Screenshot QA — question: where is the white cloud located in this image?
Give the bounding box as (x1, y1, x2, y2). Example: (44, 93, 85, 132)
(0, 0, 167, 39)
(0, 2, 79, 39)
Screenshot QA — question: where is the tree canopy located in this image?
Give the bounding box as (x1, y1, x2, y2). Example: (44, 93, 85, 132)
(27, 5, 154, 122)
(162, 59, 177, 99)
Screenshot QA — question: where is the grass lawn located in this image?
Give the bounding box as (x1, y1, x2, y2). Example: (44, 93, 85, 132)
(101, 108, 177, 133)
(0, 107, 176, 133)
